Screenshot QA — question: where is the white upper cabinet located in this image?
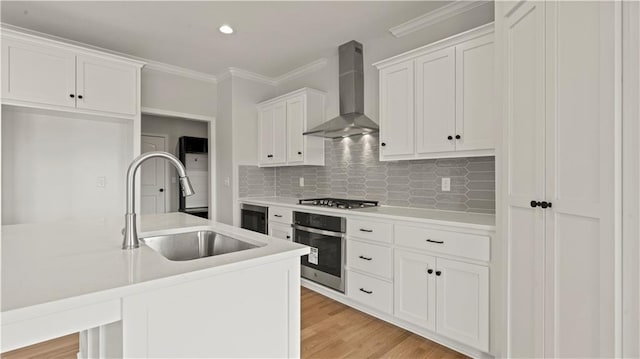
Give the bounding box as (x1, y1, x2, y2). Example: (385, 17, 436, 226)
(257, 88, 325, 167)
(379, 61, 415, 157)
(1, 29, 143, 119)
(375, 24, 494, 161)
(455, 34, 495, 152)
(415, 47, 456, 155)
(286, 95, 305, 163)
(76, 55, 138, 115)
(258, 103, 287, 166)
(2, 38, 76, 108)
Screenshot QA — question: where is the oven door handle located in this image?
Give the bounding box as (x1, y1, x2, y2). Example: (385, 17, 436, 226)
(293, 224, 346, 238)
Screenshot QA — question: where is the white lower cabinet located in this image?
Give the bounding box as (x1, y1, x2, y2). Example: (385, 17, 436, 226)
(394, 250, 437, 331)
(347, 270, 393, 314)
(394, 249, 489, 352)
(435, 258, 489, 352)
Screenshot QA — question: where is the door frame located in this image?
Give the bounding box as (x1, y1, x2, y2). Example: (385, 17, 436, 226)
(141, 107, 216, 220)
(141, 133, 169, 214)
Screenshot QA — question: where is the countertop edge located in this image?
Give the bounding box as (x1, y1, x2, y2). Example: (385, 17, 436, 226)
(239, 197, 496, 232)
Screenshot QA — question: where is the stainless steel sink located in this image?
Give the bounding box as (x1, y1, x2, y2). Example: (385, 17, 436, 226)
(141, 231, 263, 261)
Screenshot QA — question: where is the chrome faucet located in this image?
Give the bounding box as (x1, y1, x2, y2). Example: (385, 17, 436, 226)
(122, 151, 195, 250)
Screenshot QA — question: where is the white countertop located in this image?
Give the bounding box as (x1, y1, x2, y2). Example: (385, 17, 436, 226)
(240, 197, 495, 231)
(1, 213, 308, 323)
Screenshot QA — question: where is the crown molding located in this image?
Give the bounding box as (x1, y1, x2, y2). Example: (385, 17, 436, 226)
(389, 0, 491, 38)
(143, 61, 217, 83)
(273, 58, 328, 84)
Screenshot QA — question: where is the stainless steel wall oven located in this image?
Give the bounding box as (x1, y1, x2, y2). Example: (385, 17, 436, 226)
(293, 211, 346, 292)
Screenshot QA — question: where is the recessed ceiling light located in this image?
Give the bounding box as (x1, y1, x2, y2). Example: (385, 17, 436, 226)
(219, 25, 234, 35)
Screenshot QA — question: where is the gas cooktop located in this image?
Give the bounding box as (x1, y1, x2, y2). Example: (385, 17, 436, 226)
(298, 198, 379, 209)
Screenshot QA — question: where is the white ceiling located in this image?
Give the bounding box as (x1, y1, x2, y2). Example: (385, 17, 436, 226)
(1, 1, 448, 78)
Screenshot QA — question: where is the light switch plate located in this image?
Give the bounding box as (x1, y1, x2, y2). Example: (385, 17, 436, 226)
(299, 177, 305, 187)
(224, 177, 230, 186)
(441, 177, 451, 192)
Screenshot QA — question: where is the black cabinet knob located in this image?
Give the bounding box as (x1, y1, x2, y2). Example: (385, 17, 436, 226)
(159, 188, 164, 192)
(69, 94, 75, 98)
(435, 271, 442, 276)
(267, 154, 273, 158)
(531, 200, 540, 208)
(455, 135, 461, 139)
(540, 201, 552, 209)
(78, 95, 83, 99)
(297, 151, 302, 155)
(447, 136, 453, 140)
(286, 235, 291, 239)
(381, 142, 386, 147)
(427, 269, 434, 274)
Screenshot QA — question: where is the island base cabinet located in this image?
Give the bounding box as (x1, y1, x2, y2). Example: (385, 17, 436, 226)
(394, 249, 489, 352)
(122, 258, 301, 358)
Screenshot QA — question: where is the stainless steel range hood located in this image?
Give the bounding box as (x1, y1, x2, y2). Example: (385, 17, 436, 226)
(303, 40, 378, 138)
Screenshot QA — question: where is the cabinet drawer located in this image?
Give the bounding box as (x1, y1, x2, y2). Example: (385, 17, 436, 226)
(269, 206, 292, 224)
(347, 271, 393, 314)
(269, 222, 292, 241)
(347, 219, 393, 244)
(347, 239, 393, 279)
(395, 225, 490, 261)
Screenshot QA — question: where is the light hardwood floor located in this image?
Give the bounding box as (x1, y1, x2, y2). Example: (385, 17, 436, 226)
(2, 333, 79, 359)
(2, 288, 467, 358)
(302, 287, 467, 359)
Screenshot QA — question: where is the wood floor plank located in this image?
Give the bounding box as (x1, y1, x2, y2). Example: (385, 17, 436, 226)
(2, 288, 467, 359)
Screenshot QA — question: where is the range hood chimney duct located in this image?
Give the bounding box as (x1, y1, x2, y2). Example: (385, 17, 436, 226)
(303, 40, 379, 138)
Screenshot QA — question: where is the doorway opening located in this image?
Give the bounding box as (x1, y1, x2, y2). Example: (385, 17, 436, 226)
(141, 112, 214, 219)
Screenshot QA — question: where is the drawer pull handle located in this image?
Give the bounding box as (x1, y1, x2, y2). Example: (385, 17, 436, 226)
(274, 214, 283, 218)
(359, 288, 373, 294)
(359, 228, 373, 233)
(358, 255, 373, 261)
(426, 239, 444, 244)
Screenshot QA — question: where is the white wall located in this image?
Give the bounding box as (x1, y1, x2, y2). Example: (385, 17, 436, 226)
(275, 2, 495, 123)
(215, 78, 234, 225)
(141, 114, 209, 212)
(1, 107, 132, 225)
(142, 68, 217, 117)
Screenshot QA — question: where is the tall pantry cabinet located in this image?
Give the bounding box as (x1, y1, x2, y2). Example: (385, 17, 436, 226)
(497, 1, 620, 358)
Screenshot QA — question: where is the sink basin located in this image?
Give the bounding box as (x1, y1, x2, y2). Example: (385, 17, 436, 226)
(141, 231, 263, 261)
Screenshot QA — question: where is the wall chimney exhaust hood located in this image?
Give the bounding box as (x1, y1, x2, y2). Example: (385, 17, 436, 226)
(303, 40, 378, 138)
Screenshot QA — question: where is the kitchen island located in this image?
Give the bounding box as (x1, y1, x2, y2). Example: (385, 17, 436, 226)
(1, 213, 309, 358)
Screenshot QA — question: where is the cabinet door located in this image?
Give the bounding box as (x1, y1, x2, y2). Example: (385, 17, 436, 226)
(501, 1, 546, 357)
(269, 222, 292, 241)
(76, 55, 137, 115)
(415, 48, 456, 154)
(544, 2, 617, 357)
(286, 95, 305, 163)
(455, 34, 495, 151)
(272, 102, 287, 164)
(379, 61, 414, 158)
(394, 250, 436, 331)
(258, 106, 275, 165)
(436, 258, 489, 351)
(1, 39, 76, 108)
